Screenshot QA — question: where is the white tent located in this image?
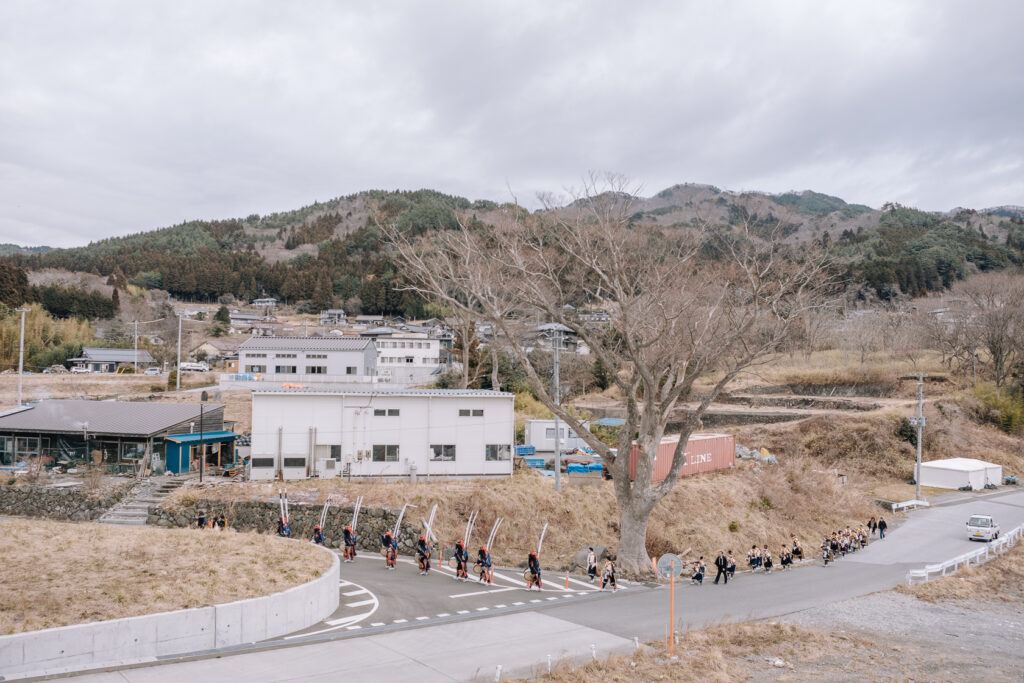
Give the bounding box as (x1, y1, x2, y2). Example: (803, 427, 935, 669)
(918, 457, 1002, 491)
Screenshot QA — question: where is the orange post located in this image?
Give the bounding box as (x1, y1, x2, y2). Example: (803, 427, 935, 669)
(565, 570, 569, 589)
(668, 560, 675, 657)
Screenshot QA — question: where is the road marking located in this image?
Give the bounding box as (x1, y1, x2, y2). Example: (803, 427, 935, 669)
(415, 616, 429, 621)
(449, 586, 519, 599)
(338, 580, 353, 587)
(346, 599, 375, 608)
(476, 607, 489, 611)
(546, 596, 559, 601)
(457, 610, 470, 614)
(512, 602, 524, 606)
(394, 619, 408, 624)
(436, 613, 450, 617)
(343, 589, 369, 597)
(565, 575, 601, 590)
(371, 622, 385, 627)
(346, 625, 361, 630)
(530, 599, 541, 603)
(494, 604, 507, 608)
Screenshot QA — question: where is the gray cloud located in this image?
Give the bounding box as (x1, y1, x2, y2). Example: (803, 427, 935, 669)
(1, 1, 1022, 247)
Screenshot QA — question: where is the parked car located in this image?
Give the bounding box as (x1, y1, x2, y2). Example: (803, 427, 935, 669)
(178, 361, 209, 372)
(966, 514, 999, 541)
(144, 367, 162, 376)
(70, 366, 91, 374)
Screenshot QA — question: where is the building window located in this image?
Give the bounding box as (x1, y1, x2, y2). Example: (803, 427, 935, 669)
(486, 444, 511, 461)
(472, 409, 484, 417)
(307, 353, 327, 359)
(305, 366, 327, 374)
(430, 444, 456, 461)
(283, 457, 305, 468)
(372, 444, 399, 462)
(373, 408, 400, 416)
(251, 457, 275, 468)
(405, 356, 414, 364)
(330, 445, 341, 460)
(346, 366, 357, 375)
(459, 409, 470, 417)
(275, 353, 297, 358)
(248, 353, 267, 358)
(460, 408, 485, 417)
(275, 365, 297, 374)
(545, 428, 556, 439)
(245, 365, 266, 373)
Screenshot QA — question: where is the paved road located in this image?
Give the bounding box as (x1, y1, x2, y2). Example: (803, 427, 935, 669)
(46, 488, 1024, 682)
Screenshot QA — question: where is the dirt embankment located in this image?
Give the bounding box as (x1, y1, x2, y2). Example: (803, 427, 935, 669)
(0, 518, 332, 635)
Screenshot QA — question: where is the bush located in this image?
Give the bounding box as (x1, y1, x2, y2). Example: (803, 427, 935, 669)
(167, 370, 179, 390)
(967, 384, 1024, 434)
(896, 417, 918, 446)
(728, 521, 739, 533)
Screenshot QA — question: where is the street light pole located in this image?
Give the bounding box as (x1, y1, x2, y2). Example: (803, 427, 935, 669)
(176, 313, 183, 392)
(199, 401, 205, 483)
(910, 373, 926, 501)
(133, 320, 139, 373)
(553, 329, 561, 493)
(16, 307, 30, 406)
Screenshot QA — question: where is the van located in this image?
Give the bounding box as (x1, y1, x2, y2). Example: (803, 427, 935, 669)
(966, 514, 999, 541)
(179, 362, 209, 373)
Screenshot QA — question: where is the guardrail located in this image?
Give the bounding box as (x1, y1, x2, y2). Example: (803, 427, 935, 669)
(891, 499, 931, 512)
(906, 524, 1024, 584)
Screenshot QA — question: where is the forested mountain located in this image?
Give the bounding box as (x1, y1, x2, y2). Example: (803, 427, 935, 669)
(0, 243, 51, 256)
(4, 186, 1023, 313)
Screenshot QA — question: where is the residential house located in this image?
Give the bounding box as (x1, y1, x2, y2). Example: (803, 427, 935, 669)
(68, 347, 156, 373)
(237, 336, 377, 382)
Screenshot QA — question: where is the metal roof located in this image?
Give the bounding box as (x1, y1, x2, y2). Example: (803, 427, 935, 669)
(239, 336, 373, 352)
(76, 347, 156, 363)
(0, 400, 224, 437)
(253, 388, 514, 399)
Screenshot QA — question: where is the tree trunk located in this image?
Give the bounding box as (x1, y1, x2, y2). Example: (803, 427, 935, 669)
(616, 497, 656, 575)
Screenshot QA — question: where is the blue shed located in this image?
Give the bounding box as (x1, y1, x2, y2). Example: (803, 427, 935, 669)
(165, 431, 238, 474)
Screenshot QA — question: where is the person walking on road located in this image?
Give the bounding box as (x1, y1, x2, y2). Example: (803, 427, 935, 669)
(381, 531, 397, 569)
(762, 546, 773, 574)
(416, 536, 432, 575)
(343, 525, 357, 562)
(475, 546, 494, 584)
(586, 547, 598, 583)
(453, 539, 469, 581)
(525, 551, 543, 591)
(868, 516, 877, 536)
(713, 551, 729, 584)
(601, 560, 618, 591)
(726, 551, 737, 580)
(878, 518, 887, 539)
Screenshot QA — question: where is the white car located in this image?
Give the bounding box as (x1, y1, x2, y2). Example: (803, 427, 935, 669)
(966, 514, 999, 541)
(70, 366, 91, 374)
(144, 367, 162, 376)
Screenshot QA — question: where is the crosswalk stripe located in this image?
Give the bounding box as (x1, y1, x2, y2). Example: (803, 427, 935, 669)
(343, 589, 369, 596)
(346, 599, 375, 608)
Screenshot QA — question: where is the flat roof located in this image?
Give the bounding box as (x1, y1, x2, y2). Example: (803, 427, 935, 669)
(920, 457, 1001, 471)
(0, 400, 224, 437)
(253, 388, 514, 399)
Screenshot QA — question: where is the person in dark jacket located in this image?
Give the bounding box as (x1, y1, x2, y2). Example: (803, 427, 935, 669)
(726, 551, 737, 579)
(713, 551, 729, 584)
(454, 539, 469, 581)
(276, 518, 291, 537)
(197, 511, 207, 529)
(343, 525, 357, 562)
(526, 551, 542, 590)
(878, 518, 888, 539)
(416, 536, 431, 574)
(601, 560, 617, 591)
(311, 525, 325, 545)
(475, 546, 493, 584)
(381, 531, 397, 569)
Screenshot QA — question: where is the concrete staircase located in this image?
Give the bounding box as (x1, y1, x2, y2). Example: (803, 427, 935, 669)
(98, 476, 189, 526)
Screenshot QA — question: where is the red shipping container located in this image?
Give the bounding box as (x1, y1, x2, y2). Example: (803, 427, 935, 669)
(628, 433, 735, 482)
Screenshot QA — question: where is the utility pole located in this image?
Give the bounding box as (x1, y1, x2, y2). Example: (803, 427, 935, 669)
(16, 307, 30, 407)
(553, 328, 561, 493)
(133, 320, 139, 373)
(199, 401, 205, 483)
(176, 313, 183, 392)
(909, 373, 926, 501)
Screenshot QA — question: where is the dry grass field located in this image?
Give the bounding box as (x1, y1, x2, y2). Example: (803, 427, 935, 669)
(0, 372, 214, 410)
(168, 458, 875, 570)
(0, 518, 332, 635)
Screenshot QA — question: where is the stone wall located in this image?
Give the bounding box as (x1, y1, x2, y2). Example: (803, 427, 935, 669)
(0, 482, 132, 521)
(150, 499, 422, 554)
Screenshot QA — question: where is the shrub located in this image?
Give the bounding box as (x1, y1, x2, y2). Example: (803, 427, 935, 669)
(896, 417, 918, 446)
(728, 521, 739, 533)
(967, 384, 1024, 434)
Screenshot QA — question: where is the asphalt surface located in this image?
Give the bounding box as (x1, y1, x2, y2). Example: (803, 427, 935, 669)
(32, 487, 1024, 682)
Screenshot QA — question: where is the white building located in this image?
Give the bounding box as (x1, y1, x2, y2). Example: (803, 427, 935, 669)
(249, 388, 515, 480)
(319, 309, 347, 326)
(363, 330, 445, 385)
(524, 419, 592, 453)
(237, 336, 377, 382)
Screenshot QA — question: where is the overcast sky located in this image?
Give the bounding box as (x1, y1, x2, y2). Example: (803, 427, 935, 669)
(1, 1, 1022, 248)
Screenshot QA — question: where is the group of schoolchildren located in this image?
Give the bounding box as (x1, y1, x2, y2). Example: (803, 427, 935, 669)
(687, 534, 807, 584)
(820, 519, 885, 565)
(196, 511, 227, 530)
(585, 547, 619, 591)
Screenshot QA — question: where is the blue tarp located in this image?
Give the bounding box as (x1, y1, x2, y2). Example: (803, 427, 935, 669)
(593, 417, 626, 427)
(538, 469, 554, 477)
(515, 445, 536, 456)
(523, 456, 546, 469)
(567, 463, 588, 473)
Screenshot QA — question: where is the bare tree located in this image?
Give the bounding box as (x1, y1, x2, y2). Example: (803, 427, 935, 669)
(955, 273, 1024, 388)
(387, 177, 831, 574)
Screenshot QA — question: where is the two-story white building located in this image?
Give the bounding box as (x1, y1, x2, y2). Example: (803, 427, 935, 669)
(237, 336, 377, 382)
(523, 418, 592, 453)
(248, 388, 514, 480)
(361, 330, 445, 386)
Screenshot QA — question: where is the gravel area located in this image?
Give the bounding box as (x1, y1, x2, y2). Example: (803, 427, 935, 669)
(780, 592, 1024, 681)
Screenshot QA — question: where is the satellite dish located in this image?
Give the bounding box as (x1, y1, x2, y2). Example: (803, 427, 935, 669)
(657, 553, 685, 578)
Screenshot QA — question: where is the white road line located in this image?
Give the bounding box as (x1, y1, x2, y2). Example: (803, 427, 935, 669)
(343, 589, 369, 597)
(346, 625, 361, 630)
(370, 622, 385, 627)
(457, 610, 470, 614)
(436, 613, 451, 617)
(287, 579, 379, 638)
(346, 599, 375, 608)
(512, 602, 524, 606)
(415, 616, 429, 621)
(338, 580, 352, 586)
(546, 596, 559, 601)
(494, 604, 507, 608)
(476, 607, 489, 611)
(529, 599, 541, 603)
(394, 619, 408, 624)
(449, 586, 519, 599)
(565, 575, 601, 590)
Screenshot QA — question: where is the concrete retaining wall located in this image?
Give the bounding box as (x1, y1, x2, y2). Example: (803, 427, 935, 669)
(0, 544, 339, 678)
(0, 482, 132, 521)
